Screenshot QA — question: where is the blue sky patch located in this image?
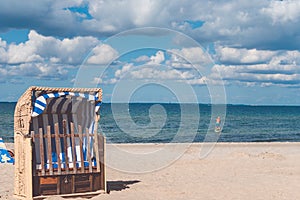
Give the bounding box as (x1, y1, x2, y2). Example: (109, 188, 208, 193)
(185, 20, 205, 29)
(64, 4, 93, 21)
(0, 29, 29, 44)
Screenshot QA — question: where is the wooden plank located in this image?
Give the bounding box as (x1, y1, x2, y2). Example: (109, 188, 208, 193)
(33, 176, 40, 196)
(31, 131, 36, 176)
(39, 185, 57, 196)
(70, 122, 77, 173)
(86, 128, 92, 173)
(32, 189, 106, 199)
(39, 128, 45, 176)
(89, 174, 93, 191)
(92, 173, 101, 191)
(60, 175, 72, 194)
(31, 130, 35, 142)
(54, 123, 62, 175)
(78, 125, 85, 173)
(72, 175, 75, 193)
(98, 134, 104, 163)
(47, 126, 53, 175)
(57, 176, 61, 195)
(40, 177, 57, 185)
(98, 135, 106, 191)
(63, 120, 69, 173)
(93, 115, 100, 172)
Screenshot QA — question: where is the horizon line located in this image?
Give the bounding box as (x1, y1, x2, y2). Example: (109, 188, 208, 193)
(1, 101, 300, 106)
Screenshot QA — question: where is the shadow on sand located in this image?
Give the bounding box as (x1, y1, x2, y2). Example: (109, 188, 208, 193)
(107, 180, 140, 193)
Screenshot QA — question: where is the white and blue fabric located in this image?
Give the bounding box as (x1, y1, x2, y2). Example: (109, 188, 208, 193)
(0, 138, 14, 164)
(31, 91, 101, 169)
(32, 92, 101, 117)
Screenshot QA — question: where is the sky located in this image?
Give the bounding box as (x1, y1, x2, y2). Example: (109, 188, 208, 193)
(0, 0, 300, 105)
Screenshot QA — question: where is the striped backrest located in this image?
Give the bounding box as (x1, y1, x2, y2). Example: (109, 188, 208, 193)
(30, 92, 101, 165)
(32, 92, 101, 117)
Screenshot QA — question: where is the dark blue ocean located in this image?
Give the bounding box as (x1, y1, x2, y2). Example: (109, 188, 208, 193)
(1, 102, 300, 143)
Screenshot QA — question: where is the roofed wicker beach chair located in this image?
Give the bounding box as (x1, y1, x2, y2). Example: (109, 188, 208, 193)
(14, 86, 106, 199)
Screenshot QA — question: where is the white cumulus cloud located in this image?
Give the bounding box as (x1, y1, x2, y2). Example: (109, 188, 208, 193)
(261, 0, 300, 24)
(0, 30, 104, 81)
(212, 62, 300, 86)
(130, 67, 194, 80)
(215, 46, 276, 64)
(1, 30, 99, 65)
(167, 47, 211, 70)
(147, 51, 165, 65)
(134, 55, 151, 63)
(87, 44, 119, 65)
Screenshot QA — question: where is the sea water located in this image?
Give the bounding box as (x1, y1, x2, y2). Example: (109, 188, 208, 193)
(1, 102, 300, 143)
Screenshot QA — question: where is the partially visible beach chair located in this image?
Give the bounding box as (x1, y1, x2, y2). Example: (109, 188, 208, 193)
(14, 86, 106, 199)
(0, 137, 14, 164)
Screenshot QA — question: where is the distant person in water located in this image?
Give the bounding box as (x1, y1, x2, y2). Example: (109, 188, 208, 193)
(216, 116, 221, 126)
(215, 116, 221, 133)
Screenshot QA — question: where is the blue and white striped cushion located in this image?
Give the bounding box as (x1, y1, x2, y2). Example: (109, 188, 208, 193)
(32, 92, 101, 117)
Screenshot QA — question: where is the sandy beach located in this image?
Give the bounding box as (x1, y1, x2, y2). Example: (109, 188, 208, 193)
(1, 142, 299, 200)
